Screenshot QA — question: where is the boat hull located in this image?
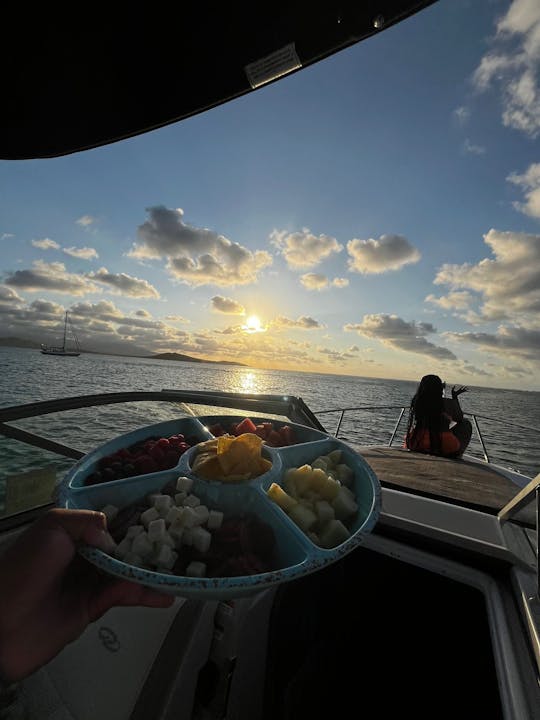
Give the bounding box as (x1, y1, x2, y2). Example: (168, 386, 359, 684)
(40, 349, 80, 356)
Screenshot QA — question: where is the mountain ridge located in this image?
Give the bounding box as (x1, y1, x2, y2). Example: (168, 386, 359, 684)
(0, 337, 246, 366)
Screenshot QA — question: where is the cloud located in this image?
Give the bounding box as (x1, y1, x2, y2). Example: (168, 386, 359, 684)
(433, 229, 540, 324)
(87, 267, 160, 298)
(344, 313, 457, 360)
(3, 260, 101, 296)
(425, 291, 475, 310)
(70, 300, 124, 322)
(210, 295, 246, 314)
(317, 347, 358, 363)
(472, 0, 540, 137)
(270, 228, 343, 270)
(0, 285, 25, 306)
(453, 106, 470, 124)
(445, 324, 540, 362)
(507, 162, 540, 219)
(76, 215, 96, 227)
(130, 206, 272, 287)
(165, 314, 190, 324)
(300, 273, 350, 290)
(463, 138, 486, 155)
(0, 295, 67, 337)
(31, 238, 60, 250)
(1, 233, 15, 241)
(272, 315, 326, 330)
(63, 246, 99, 260)
(300, 273, 329, 290)
(347, 234, 421, 274)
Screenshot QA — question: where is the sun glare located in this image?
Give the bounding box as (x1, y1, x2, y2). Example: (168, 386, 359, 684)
(243, 315, 264, 333)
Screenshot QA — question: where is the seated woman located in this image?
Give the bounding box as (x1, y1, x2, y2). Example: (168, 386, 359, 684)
(405, 374, 472, 458)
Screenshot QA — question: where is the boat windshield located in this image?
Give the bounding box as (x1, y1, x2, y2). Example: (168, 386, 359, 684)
(0, 1, 538, 528)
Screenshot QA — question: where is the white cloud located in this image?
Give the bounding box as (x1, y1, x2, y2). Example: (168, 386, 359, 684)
(425, 290, 475, 310)
(445, 324, 540, 362)
(165, 314, 190, 324)
(344, 314, 457, 360)
(507, 162, 540, 218)
(131, 206, 272, 287)
(76, 215, 96, 227)
(87, 267, 160, 298)
(472, 0, 540, 137)
(211, 295, 245, 314)
(272, 315, 326, 330)
(463, 138, 486, 155)
(347, 234, 421, 274)
(300, 273, 328, 290)
(31, 238, 60, 250)
(63, 246, 99, 260)
(270, 228, 343, 270)
(4, 260, 101, 296)
(0, 285, 25, 306)
(300, 273, 350, 291)
(453, 105, 471, 125)
(433, 229, 540, 324)
(453, 106, 470, 124)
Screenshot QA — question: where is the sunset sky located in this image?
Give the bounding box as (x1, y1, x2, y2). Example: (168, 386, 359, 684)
(1, 0, 540, 391)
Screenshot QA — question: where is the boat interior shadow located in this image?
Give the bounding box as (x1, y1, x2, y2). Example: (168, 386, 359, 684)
(263, 546, 504, 720)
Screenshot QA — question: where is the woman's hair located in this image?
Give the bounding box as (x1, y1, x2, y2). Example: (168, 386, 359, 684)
(406, 374, 444, 452)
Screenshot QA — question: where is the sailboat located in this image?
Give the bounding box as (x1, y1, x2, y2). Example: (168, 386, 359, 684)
(40, 311, 81, 356)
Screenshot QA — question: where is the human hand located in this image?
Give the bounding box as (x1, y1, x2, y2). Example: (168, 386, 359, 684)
(0, 508, 174, 682)
(451, 385, 467, 399)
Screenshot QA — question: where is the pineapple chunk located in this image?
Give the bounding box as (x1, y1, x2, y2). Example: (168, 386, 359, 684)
(317, 475, 340, 501)
(288, 503, 317, 532)
(310, 467, 329, 493)
(331, 486, 359, 521)
(315, 500, 335, 528)
(293, 465, 316, 495)
(312, 457, 329, 472)
(267, 482, 298, 512)
(327, 449, 342, 466)
(336, 463, 354, 486)
(319, 519, 350, 548)
(283, 468, 298, 496)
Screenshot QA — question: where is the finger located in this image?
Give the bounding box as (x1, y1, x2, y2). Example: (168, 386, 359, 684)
(88, 579, 175, 621)
(35, 508, 116, 553)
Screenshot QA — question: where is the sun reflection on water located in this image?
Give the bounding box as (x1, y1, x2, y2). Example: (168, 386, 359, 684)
(239, 371, 257, 393)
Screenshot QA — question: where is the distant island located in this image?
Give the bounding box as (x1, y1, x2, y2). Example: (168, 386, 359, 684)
(151, 352, 246, 366)
(0, 337, 246, 366)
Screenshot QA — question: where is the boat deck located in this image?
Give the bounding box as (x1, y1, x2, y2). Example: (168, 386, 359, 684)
(356, 446, 535, 526)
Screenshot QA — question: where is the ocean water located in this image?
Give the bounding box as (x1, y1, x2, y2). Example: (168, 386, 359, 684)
(0, 347, 538, 491)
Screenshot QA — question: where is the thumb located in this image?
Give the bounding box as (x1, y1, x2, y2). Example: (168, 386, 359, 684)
(34, 508, 116, 552)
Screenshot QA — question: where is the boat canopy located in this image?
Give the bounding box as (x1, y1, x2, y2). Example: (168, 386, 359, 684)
(1, 1, 437, 160)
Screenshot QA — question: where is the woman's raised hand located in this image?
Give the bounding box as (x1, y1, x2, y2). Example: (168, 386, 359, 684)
(451, 385, 467, 399)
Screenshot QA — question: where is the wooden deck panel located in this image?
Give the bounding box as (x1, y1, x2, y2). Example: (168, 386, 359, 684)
(356, 446, 535, 526)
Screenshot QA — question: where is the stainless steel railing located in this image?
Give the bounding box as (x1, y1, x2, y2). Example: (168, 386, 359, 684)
(313, 404, 538, 466)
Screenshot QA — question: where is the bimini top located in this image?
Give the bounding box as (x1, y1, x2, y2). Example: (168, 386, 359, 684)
(1, 1, 437, 160)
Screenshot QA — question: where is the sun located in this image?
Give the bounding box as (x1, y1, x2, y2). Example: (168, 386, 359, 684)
(243, 314, 263, 333)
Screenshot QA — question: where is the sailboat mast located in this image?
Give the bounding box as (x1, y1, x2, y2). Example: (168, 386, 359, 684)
(63, 311, 68, 351)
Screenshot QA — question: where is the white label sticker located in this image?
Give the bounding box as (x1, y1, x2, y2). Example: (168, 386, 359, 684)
(245, 43, 302, 89)
(3, 466, 56, 515)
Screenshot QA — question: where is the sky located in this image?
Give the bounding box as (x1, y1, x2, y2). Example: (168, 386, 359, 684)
(1, 0, 540, 391)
